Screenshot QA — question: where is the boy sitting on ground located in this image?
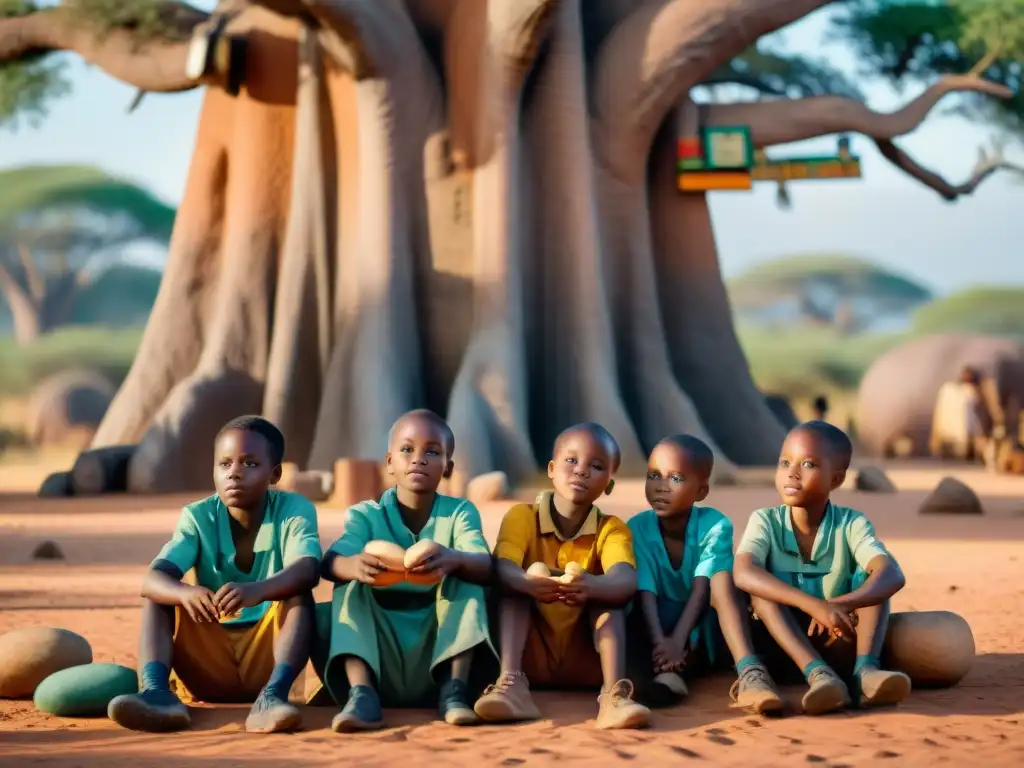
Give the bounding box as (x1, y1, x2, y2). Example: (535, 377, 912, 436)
(108, 416, 321, 733)
(318, 409, 496, 731)
(473, 422, 651, 730)
(734, 421, 911, 715)
(627, 434, 784, 715)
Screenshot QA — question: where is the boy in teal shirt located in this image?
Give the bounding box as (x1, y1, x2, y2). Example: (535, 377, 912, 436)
(628, 435, 784, 715)
(318, 409, 496, 731)
(108, 416, 322, 733)
(734, 421, 911, 715)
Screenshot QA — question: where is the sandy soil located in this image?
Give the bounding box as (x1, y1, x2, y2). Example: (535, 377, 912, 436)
(1, 467, 1022, 767)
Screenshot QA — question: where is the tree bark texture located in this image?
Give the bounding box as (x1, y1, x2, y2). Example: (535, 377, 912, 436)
(1, 0, 1013, 492)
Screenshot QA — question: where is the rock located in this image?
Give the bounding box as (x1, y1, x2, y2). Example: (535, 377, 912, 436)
(26, 370, 115, 449)
(70, 445, 136, 495)
(466, 471, 510, 504)
(0, 627, 92, 699)
(855, 466, 897, 493)
(292, 471, 333, 502)
(883, 610, 975, 687)
(33, 662, 137, 717)
(331, 459, 384, 509)
(37, 471, 73, 498)
(32, 541, 64, 561)
(919, 477, 984, 515)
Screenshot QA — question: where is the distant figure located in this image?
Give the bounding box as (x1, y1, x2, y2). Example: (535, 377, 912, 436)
(929, 366, 990, 461)
(812, 395, 829, 422)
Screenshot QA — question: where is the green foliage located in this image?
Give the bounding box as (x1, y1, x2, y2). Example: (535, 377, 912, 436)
(69, 264, 161, 325)
(0, 164, 176, 239)
(70, 0, 194, 44)
(728, 253, 933, 308)
(0, 324, 142, 395)
(737, 323, 909, 398)
(833, 1, 1024, 133)
(911, 286, 1024, 335)
(0, 1, 70, 130)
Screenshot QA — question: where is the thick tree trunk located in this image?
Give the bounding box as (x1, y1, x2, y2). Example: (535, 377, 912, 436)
(6, 0, 1013, 496)
(648, 110, 785, 463)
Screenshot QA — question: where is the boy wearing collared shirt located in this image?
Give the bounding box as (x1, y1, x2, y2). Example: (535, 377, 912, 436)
(734, 421, 911, 715)
(108, 416, 322, 734)
(473, 422, 651, 730)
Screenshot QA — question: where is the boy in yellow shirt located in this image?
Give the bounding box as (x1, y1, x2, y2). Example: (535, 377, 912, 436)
(474, 422, 651, 730)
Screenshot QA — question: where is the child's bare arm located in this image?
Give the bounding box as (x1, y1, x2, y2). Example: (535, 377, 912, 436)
(667, 575, 710, 647)
(255, 557, 319, 599)
(142, 561, 221, 623)
(567, 563, 637, 607)
(321, 550, 385, 584)
(734, 553, 824, 614)
(638, 591, 666, 643)
(452, 551, 495, 584)
(828, 555, 905, 611)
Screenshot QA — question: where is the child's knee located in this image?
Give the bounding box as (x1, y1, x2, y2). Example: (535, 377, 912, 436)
(282, 592, 315, 612)
(590, 606, 626, 636)
(709, 571, 743, 609)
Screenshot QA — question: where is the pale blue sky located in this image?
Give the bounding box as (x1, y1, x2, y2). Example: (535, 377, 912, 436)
(1, 6, 1021, 295)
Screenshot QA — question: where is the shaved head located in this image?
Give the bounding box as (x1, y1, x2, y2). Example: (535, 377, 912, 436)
(655, 434, 714, 479)
(790, 420, 853, 470)
(554, 422, 621, 472)
(388, 409, 455, 457)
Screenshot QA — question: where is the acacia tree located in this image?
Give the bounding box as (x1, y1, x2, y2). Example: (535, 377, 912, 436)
(1, 0, 1020, 493)
(0, 165, 175, 344)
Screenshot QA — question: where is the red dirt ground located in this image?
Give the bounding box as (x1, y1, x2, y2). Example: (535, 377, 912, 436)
(1, 467, 1022, 767)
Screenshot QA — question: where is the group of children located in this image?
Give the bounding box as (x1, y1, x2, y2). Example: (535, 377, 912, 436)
(106, 409, 913, 734)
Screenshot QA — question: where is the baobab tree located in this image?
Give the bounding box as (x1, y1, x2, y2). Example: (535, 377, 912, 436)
(1, 0, 1020, 493)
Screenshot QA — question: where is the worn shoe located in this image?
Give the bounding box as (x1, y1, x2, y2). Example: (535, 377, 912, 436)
(439, 678, 478, 726)
(857, 666, 911, 708)
(801, 666, 851, 715)
(595, 680, 651, 730)
(108, 688, 191, 732)
(331, 685, 385, 732)
(245, 690, 302, 733)
(729, 664, 785, 715)
(473, 672, 542, 723)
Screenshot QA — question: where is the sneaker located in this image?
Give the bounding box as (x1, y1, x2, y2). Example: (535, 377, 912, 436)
(108, 688, 191, 732)
(729, 664, 785, 715)
(245, 689, 302, 733)
(653, 671, 689, 698)
(595, 680, 651, 730)
(473, 672, 542, 723)
(857, 666, 911, 708)
(801, 666, 850, 715)
(331, 685, 385, 732)
(439, 678, 478, 726)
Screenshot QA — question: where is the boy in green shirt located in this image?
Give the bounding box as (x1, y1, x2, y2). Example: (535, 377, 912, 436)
(318, 409, 496, 731)
(108, 416, 322, 733)
(734, 421, 911, 715)
(628, 435, 784, 715)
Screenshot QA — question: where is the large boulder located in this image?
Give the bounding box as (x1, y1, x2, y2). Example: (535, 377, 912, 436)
(856, 334, 1024, 457)
(919, 476, 984, 515)
(26, 370, 115, 449)
(0, 627, 93, 698)
(34, 662, 138, 717)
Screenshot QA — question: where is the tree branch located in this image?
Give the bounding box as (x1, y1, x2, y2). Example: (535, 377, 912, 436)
(593, 0, 838, 174)
(0, 2, 208, 93)
(15, 242, 44, 301)
(875, 139, 1024, 202)
(704, 75, 1012, 148)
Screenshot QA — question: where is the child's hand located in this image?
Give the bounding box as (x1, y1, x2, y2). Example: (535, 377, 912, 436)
(652, 637, 687, 673)
(408, 546, 463, 577)
(351, 552, 387, 584)
(525, 572, 562, 603)
(556, 575, 590, 607)
(180, 585, 219, 624)
(810, 600, 856, 640)
(214, 582, 265, 616)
